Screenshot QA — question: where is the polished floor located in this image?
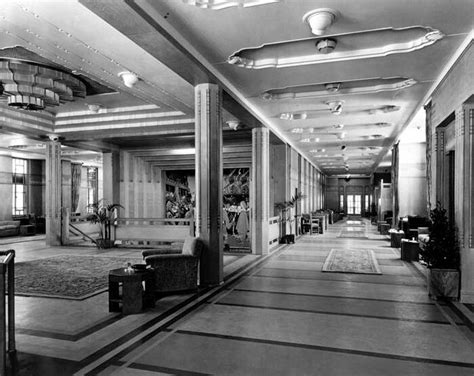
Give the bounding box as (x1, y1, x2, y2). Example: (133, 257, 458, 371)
(3, 219, 474, 375)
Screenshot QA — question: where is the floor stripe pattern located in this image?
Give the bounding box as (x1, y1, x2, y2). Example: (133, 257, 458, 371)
(85, 218, 474, 376)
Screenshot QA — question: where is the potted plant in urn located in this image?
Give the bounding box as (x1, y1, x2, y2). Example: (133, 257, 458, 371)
(275, 191, 304, 244)
(419, 202, 460, 300)
(87, 199, 123, 249)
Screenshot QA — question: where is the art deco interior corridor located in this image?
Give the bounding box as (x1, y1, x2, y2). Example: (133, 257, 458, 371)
(1, 1, 474, 375)
(5, 219, 474, 376)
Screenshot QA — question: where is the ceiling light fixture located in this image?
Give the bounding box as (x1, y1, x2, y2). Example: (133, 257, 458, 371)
(291, 128, 304, 133)
(280, 112, 307, 120)
(327, 100, 343, 115)
(226, 120, 239, 130)
(118, 71, 139, 88)
(0, 46, 86, 111)
(325, 82, 341, 92)
(87, 103, 102, 113)
(316, 38, 337, 54)
(302, 8, 339, 36)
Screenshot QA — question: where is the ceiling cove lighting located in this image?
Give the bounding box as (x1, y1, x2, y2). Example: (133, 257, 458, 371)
(261, 77, 417, 101)
(280, 112, 307, 120)
(227, 27, 444, 69)
(182, 0, 281, 10)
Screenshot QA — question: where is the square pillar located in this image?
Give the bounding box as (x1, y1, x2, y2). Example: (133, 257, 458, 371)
(103, 151, 121, 205)
(45, 141, 62, 245)
(195, 83, 223, 286)
(457, 103, 474, 303)
(251, 127, 270, 255)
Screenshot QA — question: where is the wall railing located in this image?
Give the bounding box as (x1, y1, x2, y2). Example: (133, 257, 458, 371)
(0, 250, 16, 376)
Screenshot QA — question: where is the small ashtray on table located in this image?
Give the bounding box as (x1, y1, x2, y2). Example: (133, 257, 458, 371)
(108, 265, 155, 314)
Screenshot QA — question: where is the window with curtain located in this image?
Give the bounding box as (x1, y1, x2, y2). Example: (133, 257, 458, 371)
(86, 167, 98, 213)
(12, 158, 27, 215)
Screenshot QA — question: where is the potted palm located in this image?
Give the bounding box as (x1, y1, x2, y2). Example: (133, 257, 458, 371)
(419, 202, 460, 300)
(87, 199, 123, 249)
(275, 192, 304, 244)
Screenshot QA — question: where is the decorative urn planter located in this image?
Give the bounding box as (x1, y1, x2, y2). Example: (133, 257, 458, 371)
(428, 268, 460, 300)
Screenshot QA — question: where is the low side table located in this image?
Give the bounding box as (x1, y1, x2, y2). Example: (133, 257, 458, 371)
(109, 268, 155, 314)
(20, 224, 36, 236)
(389, 230, 404, 248)
(380, 223, 390, 235)
(401, 239, 420, 261)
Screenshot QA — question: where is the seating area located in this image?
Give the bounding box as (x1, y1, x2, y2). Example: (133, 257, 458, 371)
(0, 220, 20, 237)
(142, 236, 203, 295)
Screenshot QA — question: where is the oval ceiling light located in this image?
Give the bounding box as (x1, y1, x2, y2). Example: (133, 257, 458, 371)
(302, 8, 339, 36)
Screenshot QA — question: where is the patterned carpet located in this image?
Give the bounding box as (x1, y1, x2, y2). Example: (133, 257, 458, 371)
(14, 255, 142, 300)
(13, 254, 247, 300)
(322, 248, 382, 275)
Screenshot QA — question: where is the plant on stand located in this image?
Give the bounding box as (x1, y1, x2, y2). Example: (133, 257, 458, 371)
(87, 199, 123, 249)
(419, 202, 460, 300)
(275, 192, 304, 244)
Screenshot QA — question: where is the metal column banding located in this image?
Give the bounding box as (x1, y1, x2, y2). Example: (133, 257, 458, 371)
(45, 141, 62, 245)
(251, 127, 269, 255)
(195, 84, 223, 286)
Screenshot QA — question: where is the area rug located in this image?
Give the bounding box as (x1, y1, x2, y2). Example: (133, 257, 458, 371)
(14, 255, 142, 300)
(322, 249, 382, 275)
(338, 226, 368, 239)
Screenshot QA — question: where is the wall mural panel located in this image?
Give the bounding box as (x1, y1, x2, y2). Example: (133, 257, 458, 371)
(223, 168, 250, 251)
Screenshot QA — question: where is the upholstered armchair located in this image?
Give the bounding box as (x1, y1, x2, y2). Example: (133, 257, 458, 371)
(142, 237, 203, 295)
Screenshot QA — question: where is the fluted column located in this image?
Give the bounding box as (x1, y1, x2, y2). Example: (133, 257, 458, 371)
(195, 83, 223, 286)
(251, 127, 270, 255)
(45, 140, 62, 245)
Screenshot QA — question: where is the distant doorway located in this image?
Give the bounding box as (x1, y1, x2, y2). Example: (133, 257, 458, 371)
(347, 195, 361, 215)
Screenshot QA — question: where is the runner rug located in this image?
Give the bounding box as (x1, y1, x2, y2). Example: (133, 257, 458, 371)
(322, 248, 382, 275)
(338, 226, 368, 239)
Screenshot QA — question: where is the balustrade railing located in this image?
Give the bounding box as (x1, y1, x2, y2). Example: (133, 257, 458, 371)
(0, 250, 16, 376)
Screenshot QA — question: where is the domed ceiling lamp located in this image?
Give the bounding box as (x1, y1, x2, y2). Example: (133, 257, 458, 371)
(302, 8, 339, 36)
(118, 71, 139, 88)
(0, 46, 86, 111)
(87, 103, 102, 113)
(226, 120, 239, 130)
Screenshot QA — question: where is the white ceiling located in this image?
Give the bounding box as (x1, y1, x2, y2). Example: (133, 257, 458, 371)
(0, 0, 473, 174)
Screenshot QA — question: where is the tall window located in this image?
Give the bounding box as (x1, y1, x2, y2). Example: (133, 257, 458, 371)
(365, 194, 370, 212)
(12, 158, 27, 215)
(86, 167, 98, 212)
(339, 194, 344, 211)
(347, 195, 361, 215)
